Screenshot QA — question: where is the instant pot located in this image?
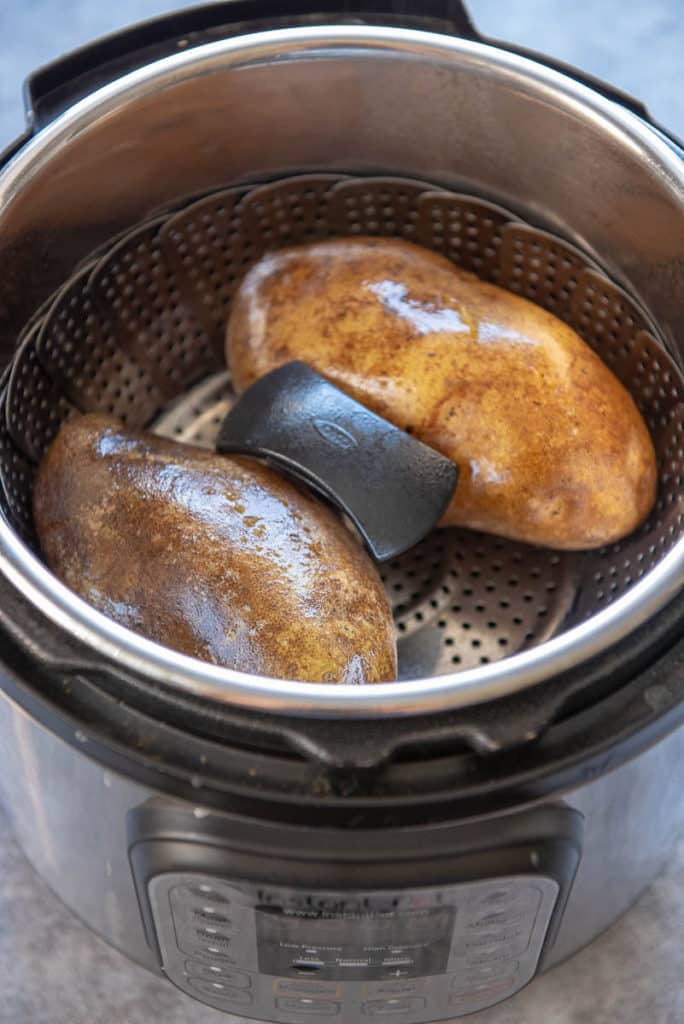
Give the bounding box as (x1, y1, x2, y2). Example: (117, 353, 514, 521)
(0, 2, 683, 1021)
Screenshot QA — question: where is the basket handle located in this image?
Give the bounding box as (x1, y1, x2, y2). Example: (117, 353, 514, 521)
(216, 361, 459, 562)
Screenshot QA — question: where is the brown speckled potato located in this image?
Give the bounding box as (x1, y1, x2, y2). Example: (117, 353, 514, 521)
(33, 415, 397, 683)
(227, 237, 657, 550)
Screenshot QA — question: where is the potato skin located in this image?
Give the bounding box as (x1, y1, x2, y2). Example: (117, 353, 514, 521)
(227, 237, 657, 550)
(33, 415, 397, 683)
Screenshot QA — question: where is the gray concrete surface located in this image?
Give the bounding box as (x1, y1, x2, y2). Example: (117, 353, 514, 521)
(0, 2, 683, 1022)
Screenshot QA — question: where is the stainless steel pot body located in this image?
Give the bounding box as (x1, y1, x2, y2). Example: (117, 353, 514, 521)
(1, 681, 684, 1023)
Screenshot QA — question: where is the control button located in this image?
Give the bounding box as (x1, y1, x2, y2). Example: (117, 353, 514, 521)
(469, 913, 535, 939)
(364, 980, 425, 999)
(185, 961, 251, 987)
(451, 974, 517, 996)
(448, 974, 518, 1007)
(177, 884, 231, 904)
(384, 968, 412, 979)
(454, 978, 517, 997)
(467, 924, 527, 944)
(195, 927, 232, 945)
(470, 887, 516, 907)
(292, 959, 326, 972)
(452, 961, 519, 986)
(463, 927, 531, 961)
(469, 885, 539, 911)
(181, 940, 238, 963)
(466, 948, 518, 967)
(192, 907, 232, 926)
(468, 908, 528, 929)
(469, 911, 508, 927)
(188, 978, 253, 1004)
(276, 997, 340, 1015)
(275, 979, 340, 997)
(363, 997, 427, 1015)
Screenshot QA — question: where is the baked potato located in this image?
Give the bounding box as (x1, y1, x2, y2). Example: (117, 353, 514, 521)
(33, 415, 397, 683)
(227, 236, 657, 550)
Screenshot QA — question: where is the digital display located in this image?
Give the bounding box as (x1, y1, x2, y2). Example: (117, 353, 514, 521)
(256, 905, 455, 980)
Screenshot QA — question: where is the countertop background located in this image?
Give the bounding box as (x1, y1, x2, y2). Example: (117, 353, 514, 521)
(0, 2, 683, 1022)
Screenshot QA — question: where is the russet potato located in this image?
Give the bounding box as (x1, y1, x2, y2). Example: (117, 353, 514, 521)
(33, 415, 397, 683)
(227, 237, 657, 549)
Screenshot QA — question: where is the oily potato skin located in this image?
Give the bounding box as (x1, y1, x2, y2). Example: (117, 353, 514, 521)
(33, 415, 397, 683)
(227, 237, 657, 550)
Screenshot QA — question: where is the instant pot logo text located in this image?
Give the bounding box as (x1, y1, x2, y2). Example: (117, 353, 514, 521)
(255, 889, 439, 916)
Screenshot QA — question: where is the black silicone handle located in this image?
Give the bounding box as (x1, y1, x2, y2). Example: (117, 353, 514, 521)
(216, 362, 459, 562)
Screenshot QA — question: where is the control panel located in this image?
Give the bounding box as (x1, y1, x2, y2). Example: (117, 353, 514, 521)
(147, 873, 559, 1021)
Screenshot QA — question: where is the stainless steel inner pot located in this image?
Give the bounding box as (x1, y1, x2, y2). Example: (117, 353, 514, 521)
(0, 25, 683, 717)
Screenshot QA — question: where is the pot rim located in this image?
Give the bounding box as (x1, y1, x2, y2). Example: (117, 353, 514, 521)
(1, 24, 683, 718)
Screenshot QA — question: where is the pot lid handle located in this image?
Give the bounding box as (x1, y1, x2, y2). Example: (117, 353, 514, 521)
(216, 361, 459, 563)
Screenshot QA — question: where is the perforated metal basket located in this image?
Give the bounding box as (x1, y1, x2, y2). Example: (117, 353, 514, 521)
(1, 172, 682, 683)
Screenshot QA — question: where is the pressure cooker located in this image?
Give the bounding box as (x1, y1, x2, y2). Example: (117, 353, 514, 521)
(0, 2, 683, 1021)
